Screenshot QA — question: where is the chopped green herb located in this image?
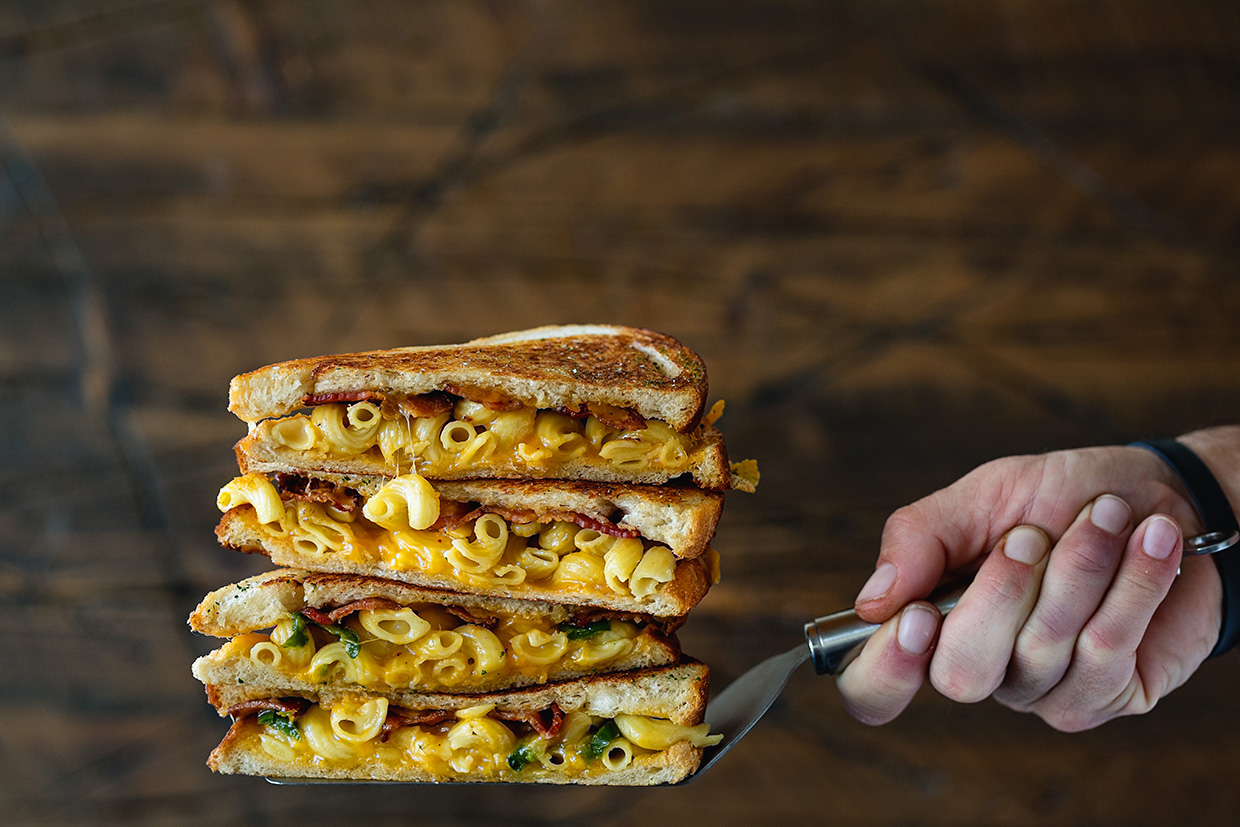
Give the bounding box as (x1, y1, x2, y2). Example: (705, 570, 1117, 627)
(507, 741, 541, 772)
(257, 710, 301, 741)
(282, 614, 309, 648)
(582, 720, 620, 761)
(317, 621, 361, 657)
(560, 619, 610, 641)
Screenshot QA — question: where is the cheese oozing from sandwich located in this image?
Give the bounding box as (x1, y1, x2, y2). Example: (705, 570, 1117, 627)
(225, 696, 720, 782)
(219, 606, 664, 694)
(217, 473, 720, 606)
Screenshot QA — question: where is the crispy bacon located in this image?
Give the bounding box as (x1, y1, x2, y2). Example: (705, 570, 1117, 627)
(274, 474, 362, 512)
(443, 383, 523, 412)
(493, 703, 564, 739)
(572, 513, 641, 539)
(469, 503, 641, 539)
(586, 402, 646, 432)
(302, 390, 382, 406)
(429, 501, 488, 532)
(379, 708, 453, 742)
(390, 392, 455, 419)
(444, 605, 497, 629)
(224, 697, 312, 721)
(299, 607, 334, 627)
(570, 608, 682, 638)
(323, 597, 403, 623)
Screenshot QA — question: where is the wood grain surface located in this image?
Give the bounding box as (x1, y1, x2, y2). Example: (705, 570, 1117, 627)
(3, 1, 1240, 824)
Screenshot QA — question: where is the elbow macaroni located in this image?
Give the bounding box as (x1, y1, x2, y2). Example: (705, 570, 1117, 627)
(224, 606, 654, 694)
(254, 398, 696, 478)
(245, 698, 719, 781)
(217, 475, 689, 607)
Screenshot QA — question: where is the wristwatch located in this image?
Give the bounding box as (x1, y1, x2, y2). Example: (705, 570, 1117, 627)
(1132, 438, 1240, 658)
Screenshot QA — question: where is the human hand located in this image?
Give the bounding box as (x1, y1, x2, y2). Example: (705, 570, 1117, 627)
(836, 432, 1238, 732)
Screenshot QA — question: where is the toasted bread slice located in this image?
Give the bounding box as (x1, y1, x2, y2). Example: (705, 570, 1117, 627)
(229, 325, 709, 432)
(189, 569, 682, 696)
(215, 506, 717, 617)
(204, 662, 715, 785)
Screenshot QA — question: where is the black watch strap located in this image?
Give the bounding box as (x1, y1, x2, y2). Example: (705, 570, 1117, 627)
(1132, 438, 1240, 658)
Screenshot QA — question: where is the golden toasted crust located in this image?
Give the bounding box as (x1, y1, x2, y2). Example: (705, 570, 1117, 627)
(214, 507, 714, 617)
(188, 569, 595, 636)
(235, 421, 734, 491)
(205, 660, 710, 725)
(228, 325, 709, 432)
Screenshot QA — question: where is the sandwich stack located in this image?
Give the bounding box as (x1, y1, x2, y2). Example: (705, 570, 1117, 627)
(190, 325, 758, 785)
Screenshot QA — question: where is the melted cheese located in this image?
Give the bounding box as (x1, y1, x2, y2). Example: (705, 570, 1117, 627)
(226, 610, 653, 693)
(240, 699, 719, 781)
(257, 400, 697, 478)
(219, 474, 687, 604)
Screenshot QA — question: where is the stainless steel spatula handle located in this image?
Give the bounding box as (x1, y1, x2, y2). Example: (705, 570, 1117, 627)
(804, 581, 968, 675)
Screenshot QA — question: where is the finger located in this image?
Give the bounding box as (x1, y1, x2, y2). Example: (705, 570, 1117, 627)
(1029, 515, 1183, 731)
(836, 602, 942, 726)
(1132, 546, 1222, 693)
(929, 526, 1050, 703)
(857, 475, 1001, 623)
(995, 494, 1133, 709)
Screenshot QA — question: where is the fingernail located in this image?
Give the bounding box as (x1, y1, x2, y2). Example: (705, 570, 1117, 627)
(1142, 517, 1180, 560)
(1090, 494, 1131, 535)
(1003, 526, 1049, 565)
(897, 604, 937, 656)
(857, 562, 897, 604)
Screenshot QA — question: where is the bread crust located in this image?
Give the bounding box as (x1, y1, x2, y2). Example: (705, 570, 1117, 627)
(190, 569, 686, 636)
(206, 660, 711, 725)
(215, 507, 713, 617)
(228, 325, 709, 432)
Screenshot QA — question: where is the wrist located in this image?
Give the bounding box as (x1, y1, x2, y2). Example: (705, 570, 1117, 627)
(1177, 426, 1240, 523)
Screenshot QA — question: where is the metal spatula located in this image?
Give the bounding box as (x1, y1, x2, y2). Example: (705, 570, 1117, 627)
(674, 580, 967, 784)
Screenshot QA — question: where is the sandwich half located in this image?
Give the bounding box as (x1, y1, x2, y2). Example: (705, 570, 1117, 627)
(190, 569, 683, 698)
(204, 661, 719, 785)
(214, 472, 722, 616)
(228, 325, 756, 492)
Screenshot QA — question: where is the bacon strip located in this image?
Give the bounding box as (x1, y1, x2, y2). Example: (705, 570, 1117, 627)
(442, 383, 523, 412)
(391, 392, 455, 419)
(323, 597, 403, 623)
(587, 402, 646, 432)
(379, 708, 453, 742)
(474, 504, 641, 539)
(302, 390, 381, 406)
(224, 697, 312, 720)
(299, 607, 334, 627)
(493, 703, 564, 739)
(444, 605, 497, 630)
(274, 474, 362, 512)
(429, 501, 487, 532)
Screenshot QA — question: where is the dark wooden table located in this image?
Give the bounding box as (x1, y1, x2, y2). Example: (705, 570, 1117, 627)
(3, 1, 1240, 823)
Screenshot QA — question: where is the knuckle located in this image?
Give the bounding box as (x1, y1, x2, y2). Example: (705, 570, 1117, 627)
(1062, 541, 1120, 578)
(928, 650, 1001, 704)
(881, 505, 924, 545)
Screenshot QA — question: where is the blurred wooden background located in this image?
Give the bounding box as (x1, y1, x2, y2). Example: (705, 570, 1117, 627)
(3, 0, 1240, 824)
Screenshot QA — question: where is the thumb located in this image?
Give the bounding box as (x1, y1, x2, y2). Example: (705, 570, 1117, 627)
(855, 461, 1023, 622)
(855, 503, 955, 622)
